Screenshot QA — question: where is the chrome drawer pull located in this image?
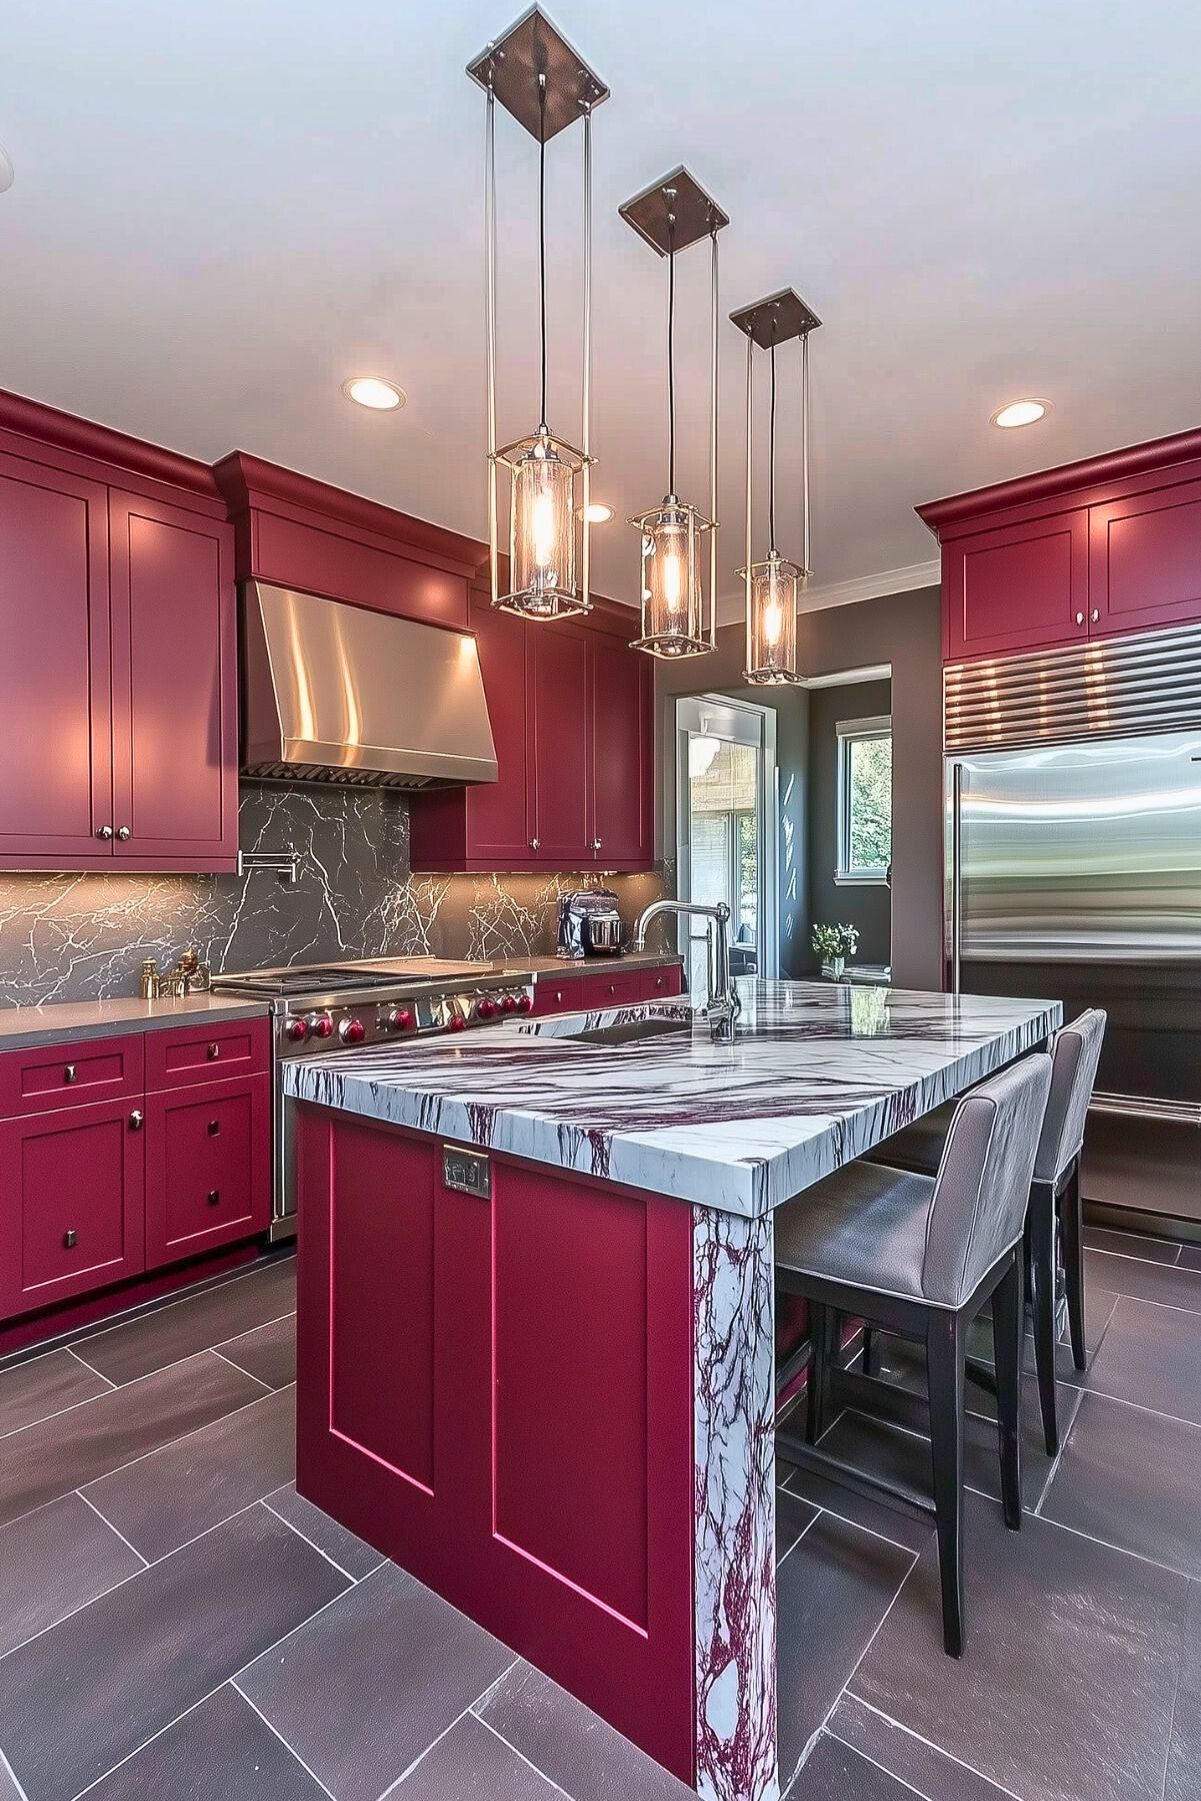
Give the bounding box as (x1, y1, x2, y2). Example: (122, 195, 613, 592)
(63, 1228, 78, 1250)
(129, 1110, 144, 1131)
(63, 1064, 77, 1084)
(207, 1189, 221, 1207)
(207, 1043, 220, 1060)
(208, 1119, 221, 1137)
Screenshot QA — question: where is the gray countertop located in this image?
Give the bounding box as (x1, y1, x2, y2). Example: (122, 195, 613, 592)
(0, 993, 272, 1051)
(506, 951, 684, 981)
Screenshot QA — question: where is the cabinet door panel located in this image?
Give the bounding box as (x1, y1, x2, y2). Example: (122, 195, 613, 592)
(145, 1075, 270, 1268)
(109, 492, 237, 869)
(1090, 479, 1201, 636)
(530, 621, 590, 864)
(0, 1099, 144, 1319)
(588, 635, 652, 865)
(466, 594, 531, 861)
(944, 512, 1089, 661)
(0, 454, 112, 864)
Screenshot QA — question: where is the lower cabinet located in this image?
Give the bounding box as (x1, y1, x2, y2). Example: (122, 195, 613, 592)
(532, 963, 685, 1016)
(145, 1074, 271, 1267)
(0, 1097, 145, 1318)
(295, 1110, 695, 1783)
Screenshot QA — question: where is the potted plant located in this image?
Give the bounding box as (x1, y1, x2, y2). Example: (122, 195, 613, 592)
(811, 921, 859, 980)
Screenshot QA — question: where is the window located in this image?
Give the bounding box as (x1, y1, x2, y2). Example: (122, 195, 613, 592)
(836, 715, 892, 883)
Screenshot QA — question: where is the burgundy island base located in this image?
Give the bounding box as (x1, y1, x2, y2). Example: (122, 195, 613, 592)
(285, 981, 1061, 1800)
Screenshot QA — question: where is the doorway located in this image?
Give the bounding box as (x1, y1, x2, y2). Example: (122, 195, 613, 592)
(675, 695, 778, 992)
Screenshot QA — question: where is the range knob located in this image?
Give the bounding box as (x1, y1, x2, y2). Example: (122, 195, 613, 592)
(308, 1012, 334, 1040)
(500, 993, 519, 1014)
(284, 1016, 310, 1044)
(476, 996, 498, 1020)
(515, 993, 533, 1014)
(385, 1006, 415, 1033)
(446, 1012, 467, 1034)
(339, 1017, 366, 1044)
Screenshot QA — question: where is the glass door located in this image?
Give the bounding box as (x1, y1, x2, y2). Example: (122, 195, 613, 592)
(675, 696, 777, 994)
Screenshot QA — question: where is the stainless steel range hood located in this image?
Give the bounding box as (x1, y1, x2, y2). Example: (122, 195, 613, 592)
(240, 582, 498, 788)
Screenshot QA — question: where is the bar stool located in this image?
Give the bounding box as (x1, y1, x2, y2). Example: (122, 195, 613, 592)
(775, 1053, 1053, 1657)
(867, 1010, 1106, 1454)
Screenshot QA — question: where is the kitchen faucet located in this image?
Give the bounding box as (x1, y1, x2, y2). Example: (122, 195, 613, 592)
(633, 900, 741, 1044)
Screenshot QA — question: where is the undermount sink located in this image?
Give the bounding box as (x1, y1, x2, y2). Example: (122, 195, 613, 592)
(562, 1016, 693, 1047)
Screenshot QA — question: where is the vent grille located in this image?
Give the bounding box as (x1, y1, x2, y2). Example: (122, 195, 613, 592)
(242, 761, 442, 790)
(945, 622, 1201, 752)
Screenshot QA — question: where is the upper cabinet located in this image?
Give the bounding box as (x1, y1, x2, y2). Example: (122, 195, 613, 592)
(411, 596, 654, 874)
(920, 428, 1201, 664)
(0, 401, 236, 873)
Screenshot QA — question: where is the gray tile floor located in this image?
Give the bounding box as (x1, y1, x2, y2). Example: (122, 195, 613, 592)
(0, 1228, 1197, 1801)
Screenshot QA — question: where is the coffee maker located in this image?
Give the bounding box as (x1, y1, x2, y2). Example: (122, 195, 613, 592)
(556, 890, 625, 959)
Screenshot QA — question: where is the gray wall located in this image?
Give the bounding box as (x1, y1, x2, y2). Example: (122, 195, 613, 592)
(806, 678, 892, 972)
(656, 584, 943, 992)
(0, 785, 667, 1007)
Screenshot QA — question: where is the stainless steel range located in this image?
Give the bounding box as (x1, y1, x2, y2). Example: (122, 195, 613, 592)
(210, 958, 534, 1238)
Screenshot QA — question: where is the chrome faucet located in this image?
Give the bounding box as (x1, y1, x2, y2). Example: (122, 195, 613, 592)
(634, 899, 741, 1043)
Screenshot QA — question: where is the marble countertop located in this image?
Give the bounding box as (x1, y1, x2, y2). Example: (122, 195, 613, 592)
(0, 993, 271, 1050)
(283, 979, 1062, 1217)
(506, 951, 684, 981)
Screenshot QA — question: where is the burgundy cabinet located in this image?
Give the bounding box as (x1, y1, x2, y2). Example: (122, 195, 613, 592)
(144, 1016, 271, 1092)
(942, 511, 1089, 661)
(0, 1097, 145, 1319)
(0, 1033, 144, 1119)
(1090, 477, 1201, 638)
(296, 1110, 695, 1783)
(109, 492, 237, 869)
(587, 632, 653, 866)
(530, 976, 586, 1017)
(0, 454, 112, 865)
(145, 1074, 270, 1269)
(530, 619, 591, 865)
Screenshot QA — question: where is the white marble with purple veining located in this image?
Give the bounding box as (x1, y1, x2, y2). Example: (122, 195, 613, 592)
(282, 979, 1062, 1218)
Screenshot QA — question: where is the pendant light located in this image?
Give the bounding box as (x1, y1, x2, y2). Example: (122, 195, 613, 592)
(468, 9, 608, 620)
(620, 169, 728, 659)
(730, 289, 821, 684)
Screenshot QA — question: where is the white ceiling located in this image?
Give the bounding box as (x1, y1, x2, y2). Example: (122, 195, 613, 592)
(3, 2, 1200, 612)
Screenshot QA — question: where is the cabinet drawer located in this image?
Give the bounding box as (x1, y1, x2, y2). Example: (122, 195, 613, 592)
(0, 1034, 144, 1120)
(579, 971, 644, 1010)
(640, 965, 684, 1001)
(145, 1074, 271, 1269)
(530, 978, 585, 1017)
(0, 1097, 145, 1319)
(144, 1016, 270, 1091)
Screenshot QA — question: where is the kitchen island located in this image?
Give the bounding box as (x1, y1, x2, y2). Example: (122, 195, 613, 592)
(284, 980, 1060, 1801)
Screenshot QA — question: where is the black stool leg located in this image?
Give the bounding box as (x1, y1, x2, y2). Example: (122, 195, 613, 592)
(927, 1310, 966, 1659)
(991, 1252, 1024, 1532)
(1028, 1184, 1059, 1457)
(1059, 1161, 1087, 1373)
(805, 1305, 835, 1444)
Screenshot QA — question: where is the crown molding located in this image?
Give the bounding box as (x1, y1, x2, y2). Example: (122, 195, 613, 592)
(714, 558, 940, 626)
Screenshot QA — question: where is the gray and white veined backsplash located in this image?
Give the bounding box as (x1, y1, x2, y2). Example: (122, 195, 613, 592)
(0, 785, 671, 1007)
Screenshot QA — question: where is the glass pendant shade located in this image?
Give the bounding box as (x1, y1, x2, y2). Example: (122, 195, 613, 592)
(494, 428, 589, 619)
(744, 551, 802, 684)
(630, 499, 713, 657)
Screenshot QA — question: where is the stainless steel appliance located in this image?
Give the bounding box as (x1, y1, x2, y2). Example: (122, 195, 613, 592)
(210, 958, 534, 1238)
(945, 623, 1201, 1229)
(556, 889, 625, 958)
(240, 582, 499, 788)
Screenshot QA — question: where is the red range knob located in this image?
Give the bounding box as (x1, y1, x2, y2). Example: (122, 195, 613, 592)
(500, 993, 518, 1014)
(285, 1017, 310, 1043)
(387, 1007, 415, 1033)
(339, 1017, 366, 1044)
(309, 1013, 334, 1040)
(476, 997, 498, 1019)
(515, 993, 533, 1014)
(446, 1013, 467, 1033)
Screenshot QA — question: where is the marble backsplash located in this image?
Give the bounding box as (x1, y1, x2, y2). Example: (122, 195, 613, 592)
(0, 785, 670, 1007)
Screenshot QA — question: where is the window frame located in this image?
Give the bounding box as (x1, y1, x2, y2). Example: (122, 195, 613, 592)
(835, 713, 892, 886)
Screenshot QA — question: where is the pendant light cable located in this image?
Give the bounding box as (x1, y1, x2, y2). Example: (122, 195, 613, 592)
(538, 74, 548, 429)
(667, 212, 677, 496)
(768, 329, 777, 553)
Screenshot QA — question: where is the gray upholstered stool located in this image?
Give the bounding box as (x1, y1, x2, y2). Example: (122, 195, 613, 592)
(868, 1010, 1106, 1454)
(775, 1052, 1053, 1658)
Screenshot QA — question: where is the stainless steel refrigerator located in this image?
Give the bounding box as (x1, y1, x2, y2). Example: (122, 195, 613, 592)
(945, 625, 1201, 1229)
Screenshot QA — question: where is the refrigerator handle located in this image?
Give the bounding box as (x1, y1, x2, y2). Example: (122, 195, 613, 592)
(950, 762, 963, 998)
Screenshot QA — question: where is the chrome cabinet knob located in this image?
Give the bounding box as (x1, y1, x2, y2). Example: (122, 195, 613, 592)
(116, 826, 131, 841)
(95, 825, 114, 841)
(63, 1228, 78, 1250)
(63, 1064, 77, 1084)
(206, 1042, 220, 1060)
(592, 838, 602, 851)
(530, 837, 541, 850)
(207, 1119, 221, 1137)
(1075, 612, 1085, 626)
(128, 1109, 144, 1131)
(1090, 608, 1100, 623)
(207, 1189, 221, 1207)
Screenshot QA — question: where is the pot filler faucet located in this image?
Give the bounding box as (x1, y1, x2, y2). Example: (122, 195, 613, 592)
(633, 900, 740, 1044)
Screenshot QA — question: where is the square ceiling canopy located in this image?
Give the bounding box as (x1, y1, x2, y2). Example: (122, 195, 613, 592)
(730, 288, 823, 347)
(466, 5, 609, 141)
(619, 166, 730, 257)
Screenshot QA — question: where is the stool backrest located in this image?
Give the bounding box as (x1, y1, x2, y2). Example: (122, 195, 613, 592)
(1033, 1009, 1107, 1185)
(922, 1053, 1053, 1308)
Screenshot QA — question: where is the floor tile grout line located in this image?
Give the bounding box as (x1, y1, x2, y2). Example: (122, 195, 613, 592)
(1032, 1501, 1199, 1583)
(1084, 1237, 1184, 1269)
(67, 1692, 216, 1801)
(74, 1305, 299, 1394)
(209, 1346, 278, 1393)
(795, 1730, 933, 1801)
(376, 1698, 488, 1799)
(468, 1655, 523, 1721)
(779, 1475, 930, 1559)
(1097, 1288, 1201, 1323)
(0, 1380, 297, 1542)
(212, 1309, 296, 1354)
(229, 1679, 340, 1800)
(74, 1487, 150, 1569)
(260, 1495, 374, 1585)
(833, 1694, 1025, 1801)
(0, 1746, 30, 1801)
(67, 1255, 295, 1354)
(1053, 1378, 1201, 1435)
(66, 1345, 116, 1388)
(775, 1502, 822, 1572)
(475, 1714, 576, 1799)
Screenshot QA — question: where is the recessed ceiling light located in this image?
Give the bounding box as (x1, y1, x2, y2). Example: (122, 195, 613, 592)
(0, 144, 14, 194)
(577, 502, 614, 524)
(991, 397, 1051, 430)
(342, 376, 406, 411)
